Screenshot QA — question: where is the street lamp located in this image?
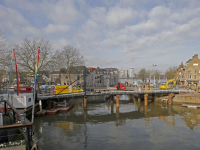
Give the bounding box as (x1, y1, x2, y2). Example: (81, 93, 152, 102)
(153, 64, 157, 87)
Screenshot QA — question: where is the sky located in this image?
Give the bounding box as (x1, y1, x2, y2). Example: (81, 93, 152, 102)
(0, 0, 200, 74)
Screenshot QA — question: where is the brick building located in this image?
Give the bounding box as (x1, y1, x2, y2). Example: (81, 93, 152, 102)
(177, 54, 200, 87)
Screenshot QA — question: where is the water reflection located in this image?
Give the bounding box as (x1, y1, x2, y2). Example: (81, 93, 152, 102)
(33, 99, 200, 150)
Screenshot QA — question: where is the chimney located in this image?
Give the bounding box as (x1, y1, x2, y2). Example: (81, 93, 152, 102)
(193, 54, 198, 59)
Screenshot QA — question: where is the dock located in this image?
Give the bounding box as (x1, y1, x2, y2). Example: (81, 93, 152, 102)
(182, 104, 200, 109)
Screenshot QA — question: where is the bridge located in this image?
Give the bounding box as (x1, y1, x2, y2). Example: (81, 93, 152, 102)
(37, 89, 194, 100)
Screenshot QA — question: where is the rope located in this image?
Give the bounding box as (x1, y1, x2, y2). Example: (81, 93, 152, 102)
(0, 133, 24, 138)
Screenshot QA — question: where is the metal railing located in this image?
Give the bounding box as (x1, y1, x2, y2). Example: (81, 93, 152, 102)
(0, 100, 33, 150)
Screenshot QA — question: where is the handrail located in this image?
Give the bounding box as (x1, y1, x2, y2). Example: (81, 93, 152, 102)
(0, 100, 32, 129)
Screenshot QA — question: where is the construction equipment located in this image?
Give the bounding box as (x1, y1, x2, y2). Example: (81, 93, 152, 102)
(114, 83, 126, 90)
(159, 79, 177, 89)
(54, 85, 83, 94)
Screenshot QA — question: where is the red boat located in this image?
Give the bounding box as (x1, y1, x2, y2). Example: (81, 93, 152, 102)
(19, 86, 33, 92)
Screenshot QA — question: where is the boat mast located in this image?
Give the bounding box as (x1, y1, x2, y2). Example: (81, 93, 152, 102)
(31, 46, 40, 123)
(13, 49, 19, 96)
(7, 49, 14, 101)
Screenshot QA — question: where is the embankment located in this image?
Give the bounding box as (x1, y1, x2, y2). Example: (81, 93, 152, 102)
(155, 92, 200, 104)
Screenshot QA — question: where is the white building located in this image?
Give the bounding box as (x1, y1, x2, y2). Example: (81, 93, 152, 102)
(118, 70, 128, 78)
(129, 67, 134, 78)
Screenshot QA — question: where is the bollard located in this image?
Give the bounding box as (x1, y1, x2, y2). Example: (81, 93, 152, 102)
(138, 95, 141, 103)
(116, 95, 120, 108)
(144, 94, 148, 106)
(83, 96, 87, 109)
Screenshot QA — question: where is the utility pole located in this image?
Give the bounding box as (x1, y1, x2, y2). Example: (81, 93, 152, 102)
(153, 64, 157, 87)
(84, 67, 86, 96)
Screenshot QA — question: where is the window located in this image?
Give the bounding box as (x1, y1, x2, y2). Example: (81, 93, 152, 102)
(66, 76, 68, 79)
(188, 70, 192, 73)
(188, 75, 192, 79)
(194, 75, 197, 79)
(195, 70, 197, 74)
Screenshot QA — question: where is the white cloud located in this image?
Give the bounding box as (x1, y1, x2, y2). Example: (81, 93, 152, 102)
(43, 24, 71, 34)
(106, 6, 135, 28)
(42, 0, 83, 24)
(85, 56, 121, 68)
(1, 0, 200, 72)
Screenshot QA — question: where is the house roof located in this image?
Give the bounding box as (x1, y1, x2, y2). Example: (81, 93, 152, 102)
(87, 68, 98, 73)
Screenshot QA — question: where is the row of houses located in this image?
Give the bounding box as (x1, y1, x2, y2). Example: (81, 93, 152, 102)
(0, 66, 120, 88)
(2, 54, 200, 88)
(60, 66, 119, 87)
(176, 54, 200, 87)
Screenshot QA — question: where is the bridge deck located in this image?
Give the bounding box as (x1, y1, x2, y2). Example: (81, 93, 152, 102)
(37, 89, 194, 100)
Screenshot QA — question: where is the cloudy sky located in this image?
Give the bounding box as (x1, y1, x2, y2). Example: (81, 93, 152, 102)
(0, 0, 200, 73)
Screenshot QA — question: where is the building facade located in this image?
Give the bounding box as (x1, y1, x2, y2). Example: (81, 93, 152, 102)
(129, 67, 134, 78)
(177, 54, 200, 87)
(118, 70, 128, 78)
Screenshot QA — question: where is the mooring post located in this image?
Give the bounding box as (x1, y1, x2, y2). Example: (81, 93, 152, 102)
(116, 107, 119, 118)
(83, 96, 87, 109)
(39, 100, 42, 113)
(27, 126, 31, 150)
(4, 101, 6, 115)
(84, 110, 87, 121)
(13, 111, 15, 122)
(116, 95, 120, 108)
(110, 95, 114, 104)
(110, 95, 114, 113)
(64, 99, 67, 108)
(168, 93, 174, 105)
(138, 94, 141, 103)
(144, 94, 148, 106)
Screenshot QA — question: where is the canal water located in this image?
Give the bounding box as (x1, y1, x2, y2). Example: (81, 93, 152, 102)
(33, 97, 200, 150)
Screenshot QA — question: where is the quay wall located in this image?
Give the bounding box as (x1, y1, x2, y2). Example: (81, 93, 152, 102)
(173, 93, 200, 104)
(154, 93, 200, 104)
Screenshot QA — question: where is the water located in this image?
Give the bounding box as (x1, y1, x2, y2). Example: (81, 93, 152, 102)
(33, 99, 200, 150)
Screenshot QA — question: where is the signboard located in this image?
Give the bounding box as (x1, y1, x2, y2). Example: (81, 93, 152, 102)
(193, 63, 198, 66)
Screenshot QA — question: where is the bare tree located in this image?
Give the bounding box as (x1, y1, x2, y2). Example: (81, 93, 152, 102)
(14, 38, 59, 76)
(165, 66, 178, 79)
(0, 30, 10, 68)
(58, 45, 84, 84)
(138, 68, 147, 82)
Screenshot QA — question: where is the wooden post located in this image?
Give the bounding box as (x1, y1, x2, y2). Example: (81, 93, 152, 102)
(168, 93, 174, 105)
(138, 94, 141, 103)
(83, 96, 87, 109)
(116, 95, 120, 108)
(116, 107, 119, 118)
(110, 95, 114, 104)
(144, 94, 148, 106)
(64, 99, 67, 108)
(84, 110, 87, 121)
(39, 100, 42, 113)
(111, 95, 114, 114)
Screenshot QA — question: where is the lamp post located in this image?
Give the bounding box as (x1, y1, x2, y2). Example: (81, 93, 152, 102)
(153, 64, 157, 87)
